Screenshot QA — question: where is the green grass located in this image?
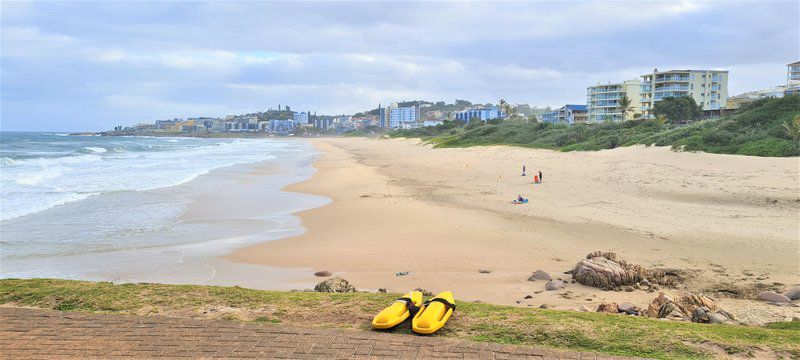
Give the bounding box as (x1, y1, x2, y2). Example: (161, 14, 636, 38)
(1, 279, 799, 359)
(390, 95, 800, 157)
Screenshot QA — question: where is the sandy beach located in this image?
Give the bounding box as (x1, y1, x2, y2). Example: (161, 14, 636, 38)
(228, 137, 800, 323)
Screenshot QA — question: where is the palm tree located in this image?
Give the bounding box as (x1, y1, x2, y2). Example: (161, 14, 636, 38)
(783, 114, 800, 140)
(617, 95, 633, 121)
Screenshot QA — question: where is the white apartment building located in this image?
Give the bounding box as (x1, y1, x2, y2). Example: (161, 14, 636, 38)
(639, 69, 729, 117)
(586, 79, 641, 122)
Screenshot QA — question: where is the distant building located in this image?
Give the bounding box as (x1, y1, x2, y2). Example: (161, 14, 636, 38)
(293, 111, 310, 125)
(379, 103, 420, 129)
(639, 69, 729, 118)
(726, 86, 786, 110)
(541, 105, 587, 124)
(269, 119, 295, 134)
(314, 117, 333, 130)
(423, 120, 443, 127)
(785, 61, 800, 96)
(453, 106, 504, 123)
(540, 111, 556, 123)
(587, 79, 641, 122)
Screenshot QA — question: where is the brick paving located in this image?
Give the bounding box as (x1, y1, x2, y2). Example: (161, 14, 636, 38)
(0, 307, 643, 359)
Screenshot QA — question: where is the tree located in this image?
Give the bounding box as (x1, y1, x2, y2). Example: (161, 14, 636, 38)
(617, 95, 633, 121)
(783, 114, 800, 140)
(652, 97, 703, 124)
(655, 114, 668, 125)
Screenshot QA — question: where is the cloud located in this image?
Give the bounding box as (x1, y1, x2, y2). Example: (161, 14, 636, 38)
(1, 0, 798, 131)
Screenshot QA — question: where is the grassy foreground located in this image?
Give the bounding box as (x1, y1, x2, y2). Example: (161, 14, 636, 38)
(1, 279, 798, 359)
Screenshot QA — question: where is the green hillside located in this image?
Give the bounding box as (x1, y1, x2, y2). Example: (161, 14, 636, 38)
(391, 95, 800, 157)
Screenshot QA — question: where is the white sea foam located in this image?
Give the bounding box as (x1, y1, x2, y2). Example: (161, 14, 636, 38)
(0, 134, 304, 221)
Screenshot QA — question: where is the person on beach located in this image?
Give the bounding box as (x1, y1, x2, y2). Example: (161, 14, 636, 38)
(517, 194, 524, 202)
(538, 170, 543, 183)
(522, 165, 526, 176)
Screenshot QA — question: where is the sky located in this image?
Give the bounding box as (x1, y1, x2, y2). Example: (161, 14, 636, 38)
(1, 1, 798, 131)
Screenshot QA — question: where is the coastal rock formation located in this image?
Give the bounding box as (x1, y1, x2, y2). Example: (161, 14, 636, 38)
(313, 271, 332, 277)
(757, 291, 792, 304)
(783, 286, 800, 300)
(679, 293, 719, 313)
(596, 302, 618, 313)
(646, 292, 688, 320)
(545, 280, 565, 291)
(314, 277, 356, 293)
(527, 270, 552, 281)
(691, 306, 734, 324)
(570, 251, 681, 291)
(571, 252, 647, 290)
(617, 302, 640, 315)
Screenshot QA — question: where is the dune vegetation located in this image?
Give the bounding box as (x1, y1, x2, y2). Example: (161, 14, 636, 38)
(390, 95, 800, 157)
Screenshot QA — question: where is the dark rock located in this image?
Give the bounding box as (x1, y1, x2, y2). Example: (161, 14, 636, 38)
(314, 270, 332, 277)
(377, 288, 387, 293)
(757, 291, 791, 303)
(618, 302, 638, 315)
(314, 277, 356, 293)
(783, 286, 800, 300)
(545, 279, 565, 291)
(527, 270, 552, 281)
(478, 269, 491, 274)
(524, 295, 533, 299)
(414, 288, 434, 297)
(539, 304, 550, 309)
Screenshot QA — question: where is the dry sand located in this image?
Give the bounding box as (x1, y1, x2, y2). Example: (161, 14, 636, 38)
(228, 137, 800, 323)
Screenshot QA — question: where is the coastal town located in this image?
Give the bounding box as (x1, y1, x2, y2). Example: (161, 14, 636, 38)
(110, 61, 800, 136)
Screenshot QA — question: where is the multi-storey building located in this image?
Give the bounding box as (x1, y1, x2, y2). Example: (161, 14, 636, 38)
(453, 106, 505, 123)
(587, 79, 641, 122)
(639, 69, 729, 117)
(786, 61, 800, 96)
(293, 111, 310, 125)
(379, 103, 419, 129)
(541, 105, 587, 124)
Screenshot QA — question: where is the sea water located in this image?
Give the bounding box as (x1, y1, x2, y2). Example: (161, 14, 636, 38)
(0, 132, 328, 287)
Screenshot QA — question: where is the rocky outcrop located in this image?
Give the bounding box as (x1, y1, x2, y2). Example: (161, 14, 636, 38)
(545, 279, 565, 291)
(679, 293, 719, 313)
(690, 306, 735, 324)
(646, 292, 688, 320)
(571, 252, 648, 290)
(570, 251, 679, 291)
(757, 291, 792, 304)
(646, 292, 735, 323)
(314, 277, 356, 293)
(783, 286, 800, 300)
(596, 302, 618, 313)
(527, 270, 552, 281)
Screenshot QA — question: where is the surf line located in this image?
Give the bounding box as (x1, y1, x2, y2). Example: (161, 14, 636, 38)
(174, 250, 218, 283)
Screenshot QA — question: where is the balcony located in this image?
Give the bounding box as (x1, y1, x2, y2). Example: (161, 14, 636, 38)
(654, 75, 690, 82)
(655, 85, 689, 91)
(655, 92, 689, 100)
(712, 76, 721, 82)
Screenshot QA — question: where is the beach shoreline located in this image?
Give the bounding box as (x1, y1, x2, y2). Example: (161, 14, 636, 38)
(228, 137, 800, 324)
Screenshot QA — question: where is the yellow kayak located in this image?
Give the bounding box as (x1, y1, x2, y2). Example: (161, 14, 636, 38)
(371, 290, 423, 329)
(412, 291, 456, 334)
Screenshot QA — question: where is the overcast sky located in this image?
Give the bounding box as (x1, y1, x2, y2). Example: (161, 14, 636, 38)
(1, 1, 798, 131)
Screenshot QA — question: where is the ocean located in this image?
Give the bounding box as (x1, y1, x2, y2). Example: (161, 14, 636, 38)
(0, 132, 328, 287)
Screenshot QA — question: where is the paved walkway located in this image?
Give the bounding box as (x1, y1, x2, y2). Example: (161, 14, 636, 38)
(0, 307, 641, 359)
